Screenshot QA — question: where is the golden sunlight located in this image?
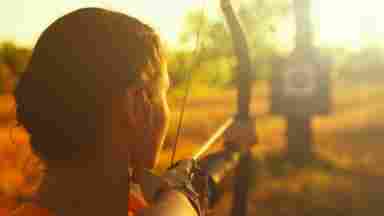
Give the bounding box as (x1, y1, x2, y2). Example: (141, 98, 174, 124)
(312, 0, 384, 50)
(0, 0, 211, 48)
(2, 0, 384, 49)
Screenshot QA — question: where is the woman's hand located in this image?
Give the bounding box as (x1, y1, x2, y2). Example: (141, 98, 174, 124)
(223, 119, 258, 152)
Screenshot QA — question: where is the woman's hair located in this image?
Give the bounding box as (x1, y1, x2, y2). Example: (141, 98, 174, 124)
(15, 7, 166, 163)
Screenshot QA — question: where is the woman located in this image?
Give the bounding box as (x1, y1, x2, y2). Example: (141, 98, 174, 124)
(13, 7, 198, 216)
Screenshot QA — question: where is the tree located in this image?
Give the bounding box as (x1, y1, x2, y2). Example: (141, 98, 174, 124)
(175, 0, 290, 88)
(0, 42, 32, 93)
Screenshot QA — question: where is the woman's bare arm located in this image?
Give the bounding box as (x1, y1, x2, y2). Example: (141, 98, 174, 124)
(137, 190, 198, 216)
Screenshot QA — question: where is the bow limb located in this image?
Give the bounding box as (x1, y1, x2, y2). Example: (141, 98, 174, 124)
(221, 1, 254, 216)
(221, 0, 252, 120)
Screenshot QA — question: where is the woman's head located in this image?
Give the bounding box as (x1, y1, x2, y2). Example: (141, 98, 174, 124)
(15, 8, 170, 170)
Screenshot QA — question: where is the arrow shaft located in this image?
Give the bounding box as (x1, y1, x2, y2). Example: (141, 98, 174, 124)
(193, 118, 234, 160)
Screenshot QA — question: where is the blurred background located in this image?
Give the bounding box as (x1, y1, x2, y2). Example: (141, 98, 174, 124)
(1, 0, 384, 215)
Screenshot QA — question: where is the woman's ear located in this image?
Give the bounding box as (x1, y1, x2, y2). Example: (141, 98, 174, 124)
(123, 87, 139, 126)
(123, 87, 148, 127)
(123, 86, 156, 171)
(123, 86, 153, 129)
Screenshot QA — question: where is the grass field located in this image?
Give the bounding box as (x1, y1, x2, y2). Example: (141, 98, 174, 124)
(0, 81, 384, 215)
(165, 81, 384, 216)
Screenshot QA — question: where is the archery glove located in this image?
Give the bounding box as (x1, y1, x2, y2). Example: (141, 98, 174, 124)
(154, 159, 209, 216)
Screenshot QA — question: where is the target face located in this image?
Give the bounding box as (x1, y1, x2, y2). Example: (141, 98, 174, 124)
(283, 62, 316, 97)
(270, 50, 331, 116)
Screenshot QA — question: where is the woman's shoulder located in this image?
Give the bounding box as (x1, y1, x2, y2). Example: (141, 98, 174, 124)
(1, 203, 54, 216)
(0, 183, 147, 216)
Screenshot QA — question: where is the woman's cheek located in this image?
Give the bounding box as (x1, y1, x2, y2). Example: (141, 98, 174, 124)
(158, 95, 170, 140)
(149, 97, 170, 166)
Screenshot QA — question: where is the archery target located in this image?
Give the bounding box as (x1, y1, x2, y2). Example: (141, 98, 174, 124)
(283, 62, 316, 97)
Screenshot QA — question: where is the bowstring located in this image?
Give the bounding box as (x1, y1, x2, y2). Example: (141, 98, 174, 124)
(170, 0, 208, 167)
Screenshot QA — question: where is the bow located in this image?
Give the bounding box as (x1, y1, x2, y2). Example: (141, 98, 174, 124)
(152, 0, 256, 215)
(174, 0, 256, 214)
(172, 0, 254, 162)
(220, 1, 255, 216)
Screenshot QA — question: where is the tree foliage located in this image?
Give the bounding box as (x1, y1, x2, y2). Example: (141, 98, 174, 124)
(171, 0, 290, 89)
(0, 42, 31, 76)
(0, 42, 31, 93)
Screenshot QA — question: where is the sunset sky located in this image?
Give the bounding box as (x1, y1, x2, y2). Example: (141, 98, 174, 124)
(2, 0, 384, 50)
